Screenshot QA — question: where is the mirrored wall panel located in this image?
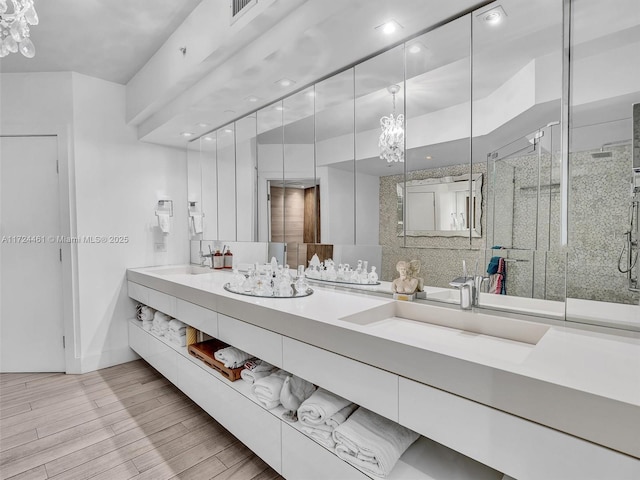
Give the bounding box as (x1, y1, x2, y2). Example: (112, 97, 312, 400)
(474, 0, 565, 309)
(235, 115, 257, 242)
(186, 0, 639, 331)
(257, 103, 284, 243)
(566, 0, 640, 328)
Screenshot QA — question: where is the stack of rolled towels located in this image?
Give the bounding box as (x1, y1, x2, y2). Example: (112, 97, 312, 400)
(166, 319, 187, 346)
(250, 369, 315, 410)
(151, 311, 171, 336)
(332, 407, 419, 478)
(136, 305, 156, 331)
(214, 346, 253, 369)
(250, 369, 290, 409)
(240, 359, 276, 384)
(297, 388, 358, 449)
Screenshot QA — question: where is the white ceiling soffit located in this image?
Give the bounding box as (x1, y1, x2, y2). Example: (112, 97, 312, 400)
(132, 0, 488, 148)
(0, 0, 203, 84)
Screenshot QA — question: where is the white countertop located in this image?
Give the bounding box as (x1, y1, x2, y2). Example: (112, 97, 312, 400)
(127, 265, 640, 460)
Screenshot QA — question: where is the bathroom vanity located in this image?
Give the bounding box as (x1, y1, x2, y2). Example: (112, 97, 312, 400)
(127, 265, 640, 480)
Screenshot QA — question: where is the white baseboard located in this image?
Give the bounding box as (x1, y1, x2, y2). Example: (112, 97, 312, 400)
(76, 346, 141, 374)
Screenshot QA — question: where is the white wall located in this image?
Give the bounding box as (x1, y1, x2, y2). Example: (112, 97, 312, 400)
(1, 72, 188, 373)
(72, 73, 188, 372)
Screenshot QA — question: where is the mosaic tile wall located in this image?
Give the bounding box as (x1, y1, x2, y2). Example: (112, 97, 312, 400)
(567, 145, 638, 304)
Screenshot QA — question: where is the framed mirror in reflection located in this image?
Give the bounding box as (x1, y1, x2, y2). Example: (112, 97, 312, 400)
(397, 173, 482, 238)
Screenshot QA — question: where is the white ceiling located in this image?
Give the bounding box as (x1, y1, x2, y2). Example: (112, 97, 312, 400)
(1, 0, 637, 167)
(0, 0, 203, 84)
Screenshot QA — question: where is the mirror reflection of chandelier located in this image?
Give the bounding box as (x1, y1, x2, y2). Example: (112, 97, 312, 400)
(0, 0, 39, 58)
(378, 84, 405, 163)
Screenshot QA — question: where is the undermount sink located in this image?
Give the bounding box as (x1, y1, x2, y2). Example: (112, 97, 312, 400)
(341, 301, 550, 345)
(151, 265, 215, 276)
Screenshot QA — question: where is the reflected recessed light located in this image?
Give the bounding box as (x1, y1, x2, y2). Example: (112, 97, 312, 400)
(425, 155, 432, 160)
(477, 5, 506, 25)
(245, 95, 260, 103)
(276, 78, 295, 87)
(224, 128, 233, 134)
(408, 42, 428, 55)
(306, 91, 316, 98)
(196, 122, 210, 128)
(203, 136, 215, 142)
(376, 19, 403, 35)
(180, 132, 194, 137)
(274, 105, 284, 111)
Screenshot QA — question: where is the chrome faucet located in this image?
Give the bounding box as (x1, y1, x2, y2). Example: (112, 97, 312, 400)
(449, 260, 487, 310)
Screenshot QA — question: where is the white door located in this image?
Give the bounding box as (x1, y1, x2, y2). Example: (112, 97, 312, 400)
(0, 135, 65, 372)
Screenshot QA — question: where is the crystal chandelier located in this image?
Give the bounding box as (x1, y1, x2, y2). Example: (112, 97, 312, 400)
(0, 0, 38, 58)
(378, 84, 405, 163)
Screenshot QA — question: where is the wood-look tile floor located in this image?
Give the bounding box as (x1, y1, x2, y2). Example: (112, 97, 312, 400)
(0, 360, 283, 480)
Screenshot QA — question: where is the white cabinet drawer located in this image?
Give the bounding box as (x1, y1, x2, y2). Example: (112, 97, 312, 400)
(282, 337, 398, 422)
(176, 355, 282, 473)
(128, 281, 150, 304)
(282, 423, 368, 480)
(147, 289, 176, 317)
(128, 322, 149, 358)
(217, 314, 282, 368)
(176, 299, 218, 337)
(399, 378, 640, 480)
(147, 333, 178, 385)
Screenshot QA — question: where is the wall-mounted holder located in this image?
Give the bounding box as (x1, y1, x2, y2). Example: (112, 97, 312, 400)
(155, 199, 174, 217)
(188, 201, 205, 235)
(155, 199, 173, 234)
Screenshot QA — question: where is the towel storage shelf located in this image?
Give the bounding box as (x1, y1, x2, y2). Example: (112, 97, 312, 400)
(127, 275, 640, 480)
(128, 317, 504, 480)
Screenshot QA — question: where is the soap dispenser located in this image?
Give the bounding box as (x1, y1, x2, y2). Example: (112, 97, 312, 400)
(213, 249, 224, 269)
(224, 248, 233, 269)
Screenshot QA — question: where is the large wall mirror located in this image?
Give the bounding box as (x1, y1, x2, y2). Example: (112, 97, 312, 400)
(187, 0, 639, 331)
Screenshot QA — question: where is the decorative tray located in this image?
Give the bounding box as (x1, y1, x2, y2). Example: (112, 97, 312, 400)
(223, 282, 313, 298)
(306, 277, 381, 286)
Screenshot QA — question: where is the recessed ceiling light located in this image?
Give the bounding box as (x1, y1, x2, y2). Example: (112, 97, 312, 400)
(476, 5, 507, 25)
(196, 122, 210, 128)
(376, 19, 403, 35)
(276, 78, 295, 87)
(408, 44, 421, 54)
(180, 132, 194, 137)
(245, 95, 260, 103)
(425, 155, 432, 160)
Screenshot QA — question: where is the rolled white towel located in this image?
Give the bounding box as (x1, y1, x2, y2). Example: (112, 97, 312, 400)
(298, 388, 352, 426)
(280, 375, 316, 412)
(251, 369, 289, 409)
(152, 311, 171, 336)
(332, 407, 419, 477)
(214, 346, 253, 369)
(168, 318, 187, 333)
(326, 402, 358, 429)
(241, 359, 276, 385)
(166, 330, 186, 347)
(138, 305, 155, 322)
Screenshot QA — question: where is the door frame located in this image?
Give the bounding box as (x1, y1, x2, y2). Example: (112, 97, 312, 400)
(2, 123, 80, 373)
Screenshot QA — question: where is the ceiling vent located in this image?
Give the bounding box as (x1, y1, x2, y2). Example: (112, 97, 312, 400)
(231, 0, 257, 23)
